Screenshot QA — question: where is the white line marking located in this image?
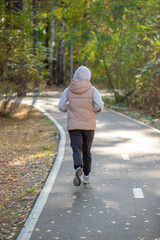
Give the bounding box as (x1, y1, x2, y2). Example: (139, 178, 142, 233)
(17, 105, 66, 240)
(122, 154, 130, 161)
(133, 188, 144, 198)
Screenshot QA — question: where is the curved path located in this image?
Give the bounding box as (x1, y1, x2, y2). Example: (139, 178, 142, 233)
(17, 92, 160, 240)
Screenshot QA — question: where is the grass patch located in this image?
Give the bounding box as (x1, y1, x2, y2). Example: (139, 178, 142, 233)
(26, 187, 35, 194)
(102, 95, 160, 130)
(40, 118, 53, 125)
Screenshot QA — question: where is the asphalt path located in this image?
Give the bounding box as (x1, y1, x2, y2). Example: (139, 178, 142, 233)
(17, 92, 160, 240)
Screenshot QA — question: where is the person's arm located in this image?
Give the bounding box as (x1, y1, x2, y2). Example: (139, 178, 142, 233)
(58, 88, 69, 112)
(93, 88, 104, 114)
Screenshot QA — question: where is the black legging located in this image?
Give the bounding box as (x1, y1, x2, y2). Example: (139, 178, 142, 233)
(68, 129, 95, 175)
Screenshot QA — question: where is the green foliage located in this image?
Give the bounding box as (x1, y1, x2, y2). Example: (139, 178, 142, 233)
(50, 130, 59, 137)
(0, 82, 20, 116)
(40, 119, 53, 125)
(59, 0, 160, 116)
(0, 0, 50, 116)
(135, 58, 160, 115)
(0, 1, 48, 82)
(0, 0, 159, 116)
(19, 189, 23, 198)
(26, 187, 35, 194)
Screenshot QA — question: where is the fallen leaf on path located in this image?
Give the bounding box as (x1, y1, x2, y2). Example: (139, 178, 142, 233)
(34, 228, 39, 231)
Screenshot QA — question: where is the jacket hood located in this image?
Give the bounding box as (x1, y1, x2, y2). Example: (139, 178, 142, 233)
(69, 66, 92, 94)
(69, 78, 92, 94)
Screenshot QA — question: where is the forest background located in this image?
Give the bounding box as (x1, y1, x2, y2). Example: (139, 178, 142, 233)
(0, 0, 160, 121)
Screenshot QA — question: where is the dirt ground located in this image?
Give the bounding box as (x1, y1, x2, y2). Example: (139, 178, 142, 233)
(0, 104, 59, 240)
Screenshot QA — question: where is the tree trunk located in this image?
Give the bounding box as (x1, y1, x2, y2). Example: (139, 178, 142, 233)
(52, 19, 58, 84)
(45, 20, 49, 73)
(16, 71, 27, 97)
(48, 5, 56, 86)
(57, 20, 65, 85)
(33, 0, 39, 90)
(9, 0, 26, 97)
(33, 0, 38, 55)
(14, 0, 23, 13)
(5, 0, 11, 13)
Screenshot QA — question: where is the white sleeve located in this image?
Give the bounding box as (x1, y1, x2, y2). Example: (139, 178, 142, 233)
(93, 88, 104, 114)
(58, 88, 69, 112)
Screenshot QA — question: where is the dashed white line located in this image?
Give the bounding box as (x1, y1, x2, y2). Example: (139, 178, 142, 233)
(122, 154, 130, 161)
(133, 188, 144, 198)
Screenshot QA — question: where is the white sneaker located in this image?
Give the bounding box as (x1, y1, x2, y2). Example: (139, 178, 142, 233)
(83, 175, 89, 184)
(73, 167, 83, 186)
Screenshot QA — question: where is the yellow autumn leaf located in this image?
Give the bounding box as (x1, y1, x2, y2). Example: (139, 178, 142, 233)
(34, 228, 39, 231)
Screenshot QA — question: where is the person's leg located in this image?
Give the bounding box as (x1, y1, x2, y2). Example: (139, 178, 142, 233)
(82, 130, 95, 176)
(68, 130, 83, 170)
(68, 130, 83, 186)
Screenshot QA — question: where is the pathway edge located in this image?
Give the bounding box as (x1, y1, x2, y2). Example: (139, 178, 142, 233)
(110, 109, 160, 134)
(16, 104, 66, 240)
